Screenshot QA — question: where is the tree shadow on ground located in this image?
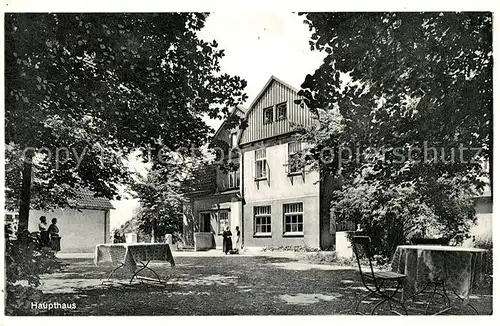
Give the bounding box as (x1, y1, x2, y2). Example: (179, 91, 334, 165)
(27, 256, 492, 316)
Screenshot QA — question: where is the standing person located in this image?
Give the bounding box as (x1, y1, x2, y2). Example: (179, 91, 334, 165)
(48, 218, 61, 252)
(222, 226, 232, 255)
(234, 226, 241, 252)
(38, 216, 49, 247)
(113, 231, 123, 244)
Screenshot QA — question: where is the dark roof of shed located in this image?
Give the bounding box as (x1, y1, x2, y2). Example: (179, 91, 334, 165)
(68, 189, 114, 210)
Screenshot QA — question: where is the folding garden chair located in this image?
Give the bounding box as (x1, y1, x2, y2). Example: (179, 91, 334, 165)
(351, 236, 408, 315)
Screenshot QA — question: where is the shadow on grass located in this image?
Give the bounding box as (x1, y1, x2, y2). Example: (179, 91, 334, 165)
(17, 256, 491, 316)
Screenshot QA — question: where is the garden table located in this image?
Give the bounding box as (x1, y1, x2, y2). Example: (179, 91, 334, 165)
(391, 245, 487, 314)
(94, 243, 175, 284)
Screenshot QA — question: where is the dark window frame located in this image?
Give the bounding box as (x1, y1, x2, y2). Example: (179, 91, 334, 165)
(276, 102, 287, 121)
(263, 106, 274, 124)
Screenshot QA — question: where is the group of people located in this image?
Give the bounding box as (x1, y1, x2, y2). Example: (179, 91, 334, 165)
(222, 226, 241, 254)
(38, 216, 61, 251)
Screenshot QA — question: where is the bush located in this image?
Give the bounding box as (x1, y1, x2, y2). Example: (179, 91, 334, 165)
(301, 251, 355, 266)
(473, 237, 493, 277)
(332, 178, 477, 258)
(5, 230, 66, 315)
(261, 245, 320, 253)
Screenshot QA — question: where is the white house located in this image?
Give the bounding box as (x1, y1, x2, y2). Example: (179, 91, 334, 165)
(6, 189, 113, 253)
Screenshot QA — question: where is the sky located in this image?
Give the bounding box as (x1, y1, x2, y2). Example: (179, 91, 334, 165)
(109, 12, 326, 230)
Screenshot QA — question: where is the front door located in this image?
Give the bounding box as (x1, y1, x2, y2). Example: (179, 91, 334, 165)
(199, 212, 211, 232)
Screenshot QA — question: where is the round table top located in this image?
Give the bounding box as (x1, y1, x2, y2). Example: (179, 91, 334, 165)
(397, 245, 487, 252)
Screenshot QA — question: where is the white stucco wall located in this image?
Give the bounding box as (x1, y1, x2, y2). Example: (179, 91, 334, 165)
(242, 141, 321, 248)
(243, 141, 320, 202)
(28, 208, 109, 253)
(469, 197, 492, 241)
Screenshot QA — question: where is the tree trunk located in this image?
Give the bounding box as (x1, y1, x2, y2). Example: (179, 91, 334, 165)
(489, 141, 493, 198)
(17, 151, 34, 233)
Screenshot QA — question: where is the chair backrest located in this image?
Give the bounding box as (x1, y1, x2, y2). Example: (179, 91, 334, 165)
(351, 236, 376, 281)
(448, 233, 465, 247)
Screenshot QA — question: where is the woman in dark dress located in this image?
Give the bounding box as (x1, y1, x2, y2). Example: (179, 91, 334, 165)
(222, 227, 233, 254)
(48, 218, 61, 252)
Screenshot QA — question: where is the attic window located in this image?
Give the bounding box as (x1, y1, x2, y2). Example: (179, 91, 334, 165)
(263, 106, 273, 124)
(276, 102, 287, 121)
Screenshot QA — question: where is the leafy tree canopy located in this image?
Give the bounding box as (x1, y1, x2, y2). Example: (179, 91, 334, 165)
(130, 153, 198, 242)
(5, 13, 247, 224)
(298, 12, 492, 190)
(297, 12, 492, 254)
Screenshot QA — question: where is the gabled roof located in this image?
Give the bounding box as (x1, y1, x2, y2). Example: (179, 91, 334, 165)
(246, 76, 299, 112)
(212, 105, 247, 140)
(68, 189, 114, 210)
(236, 76, 301, 145)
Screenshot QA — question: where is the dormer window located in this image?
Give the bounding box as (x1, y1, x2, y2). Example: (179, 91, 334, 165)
(276, 102, 287, 121)
(263, 106, 274, 124)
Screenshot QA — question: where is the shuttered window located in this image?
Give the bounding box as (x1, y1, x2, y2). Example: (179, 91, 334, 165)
(255, 148, 267, 179)
(287, 141, 302, 174)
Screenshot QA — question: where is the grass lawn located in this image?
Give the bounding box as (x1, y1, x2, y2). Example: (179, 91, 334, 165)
(24, 255, 492, 316)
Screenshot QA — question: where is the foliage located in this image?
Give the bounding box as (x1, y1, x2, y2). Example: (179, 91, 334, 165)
(4, 228, 66, 315)
(298, 12, 491, 186)
(301, 251, 355, 266)
(473, 237, 493, 277)
(332, 177, 476, 256)
(261, 245, 320, 253)
(5, 13, 247, 227)
(130, 153, 200, 241)
(297, 13, 491, 256)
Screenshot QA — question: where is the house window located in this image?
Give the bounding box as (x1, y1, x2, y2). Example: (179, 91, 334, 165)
(283, 203, 304, 235)
(218, 211, 229, 234)
(230, 131, 238, 148)
(228, 168, 240, 188)
(276, 102, 287, 121)
(263, 106, 274, 124)
(255, 148, 267, 179)
(288, 142, 302, 174)
(254, 206, 272, 235)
